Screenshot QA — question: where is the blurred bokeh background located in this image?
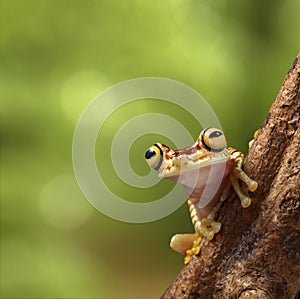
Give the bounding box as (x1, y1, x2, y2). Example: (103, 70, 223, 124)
(1, 0, 299, 298)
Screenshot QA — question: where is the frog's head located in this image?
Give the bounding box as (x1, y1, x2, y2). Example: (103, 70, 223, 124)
(145, 128, 228, 179)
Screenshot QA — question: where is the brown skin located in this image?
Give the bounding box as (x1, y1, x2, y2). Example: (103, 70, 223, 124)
(161, 53, 300, 299)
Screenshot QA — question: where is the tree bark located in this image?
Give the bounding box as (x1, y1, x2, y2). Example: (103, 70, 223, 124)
(161, 53, 300, 299)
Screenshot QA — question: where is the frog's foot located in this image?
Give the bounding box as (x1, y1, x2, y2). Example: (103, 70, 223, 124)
(184, 233, 202, 264)
(230, 173, 255, 208)
(182, 219, 221, 264)
(229, 149, 258, 208)
(170, 233, 198, 255)
(197, 218, 221, 241)
(233, 167, 258, 193)
(170, 232, 202, 264)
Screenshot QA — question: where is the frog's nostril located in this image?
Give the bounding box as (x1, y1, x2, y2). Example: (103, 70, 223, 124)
(145, 149, 156, 159)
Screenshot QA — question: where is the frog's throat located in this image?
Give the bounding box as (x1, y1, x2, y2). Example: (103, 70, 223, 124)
(169, 158, 234, 217)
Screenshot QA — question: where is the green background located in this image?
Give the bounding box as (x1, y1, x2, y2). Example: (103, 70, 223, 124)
(1, 0, 299, 298)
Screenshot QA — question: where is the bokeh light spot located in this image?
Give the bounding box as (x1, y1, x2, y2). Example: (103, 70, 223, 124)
(60, 70, 110, 122)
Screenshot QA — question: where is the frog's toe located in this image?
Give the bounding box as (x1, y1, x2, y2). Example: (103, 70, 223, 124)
(241, 196, 251, 208)
(184, 255, 191, 264)
(231, 174, 253, 208)
(199, 225, 215, 241)
(248, 180, 258, 192)
(206, 231, 215, 241)
(197, 219, 220, 240)
(184, 234, 202, 264)
(211, 221, 221, 233)
(184, 247, 200, 264)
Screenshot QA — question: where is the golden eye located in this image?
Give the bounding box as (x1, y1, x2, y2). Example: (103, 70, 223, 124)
(200, 128, 226, 152)
(145, 143, 163, 170)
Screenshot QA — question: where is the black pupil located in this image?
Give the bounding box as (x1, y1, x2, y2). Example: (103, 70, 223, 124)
(145, 149, 156, 159)
(209, 130, 223, 138)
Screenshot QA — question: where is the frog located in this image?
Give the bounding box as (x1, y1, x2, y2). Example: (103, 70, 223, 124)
(145, 127, 258, 264)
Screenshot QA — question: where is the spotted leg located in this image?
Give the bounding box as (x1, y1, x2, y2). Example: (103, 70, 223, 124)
(182, 198, 223, 264)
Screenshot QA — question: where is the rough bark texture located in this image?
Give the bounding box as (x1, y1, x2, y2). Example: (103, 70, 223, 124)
(161, 53, 300, 299)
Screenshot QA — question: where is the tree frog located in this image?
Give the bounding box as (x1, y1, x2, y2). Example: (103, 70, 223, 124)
(145, 128, 258, 264)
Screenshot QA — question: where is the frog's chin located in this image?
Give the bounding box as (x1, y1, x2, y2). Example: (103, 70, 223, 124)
(166, 158, 234, 202)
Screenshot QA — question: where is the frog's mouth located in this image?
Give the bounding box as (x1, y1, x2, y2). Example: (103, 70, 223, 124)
(158, 153, 229, 179)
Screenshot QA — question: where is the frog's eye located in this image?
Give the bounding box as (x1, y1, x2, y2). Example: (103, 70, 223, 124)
(200, 128, 226, 152)
(145, 144, 163, 171)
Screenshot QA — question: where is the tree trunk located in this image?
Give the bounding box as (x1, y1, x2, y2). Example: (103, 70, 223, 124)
(161, 53, 300, 299)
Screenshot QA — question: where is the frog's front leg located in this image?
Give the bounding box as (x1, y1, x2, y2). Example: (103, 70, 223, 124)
(228, 149, 258, 208)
